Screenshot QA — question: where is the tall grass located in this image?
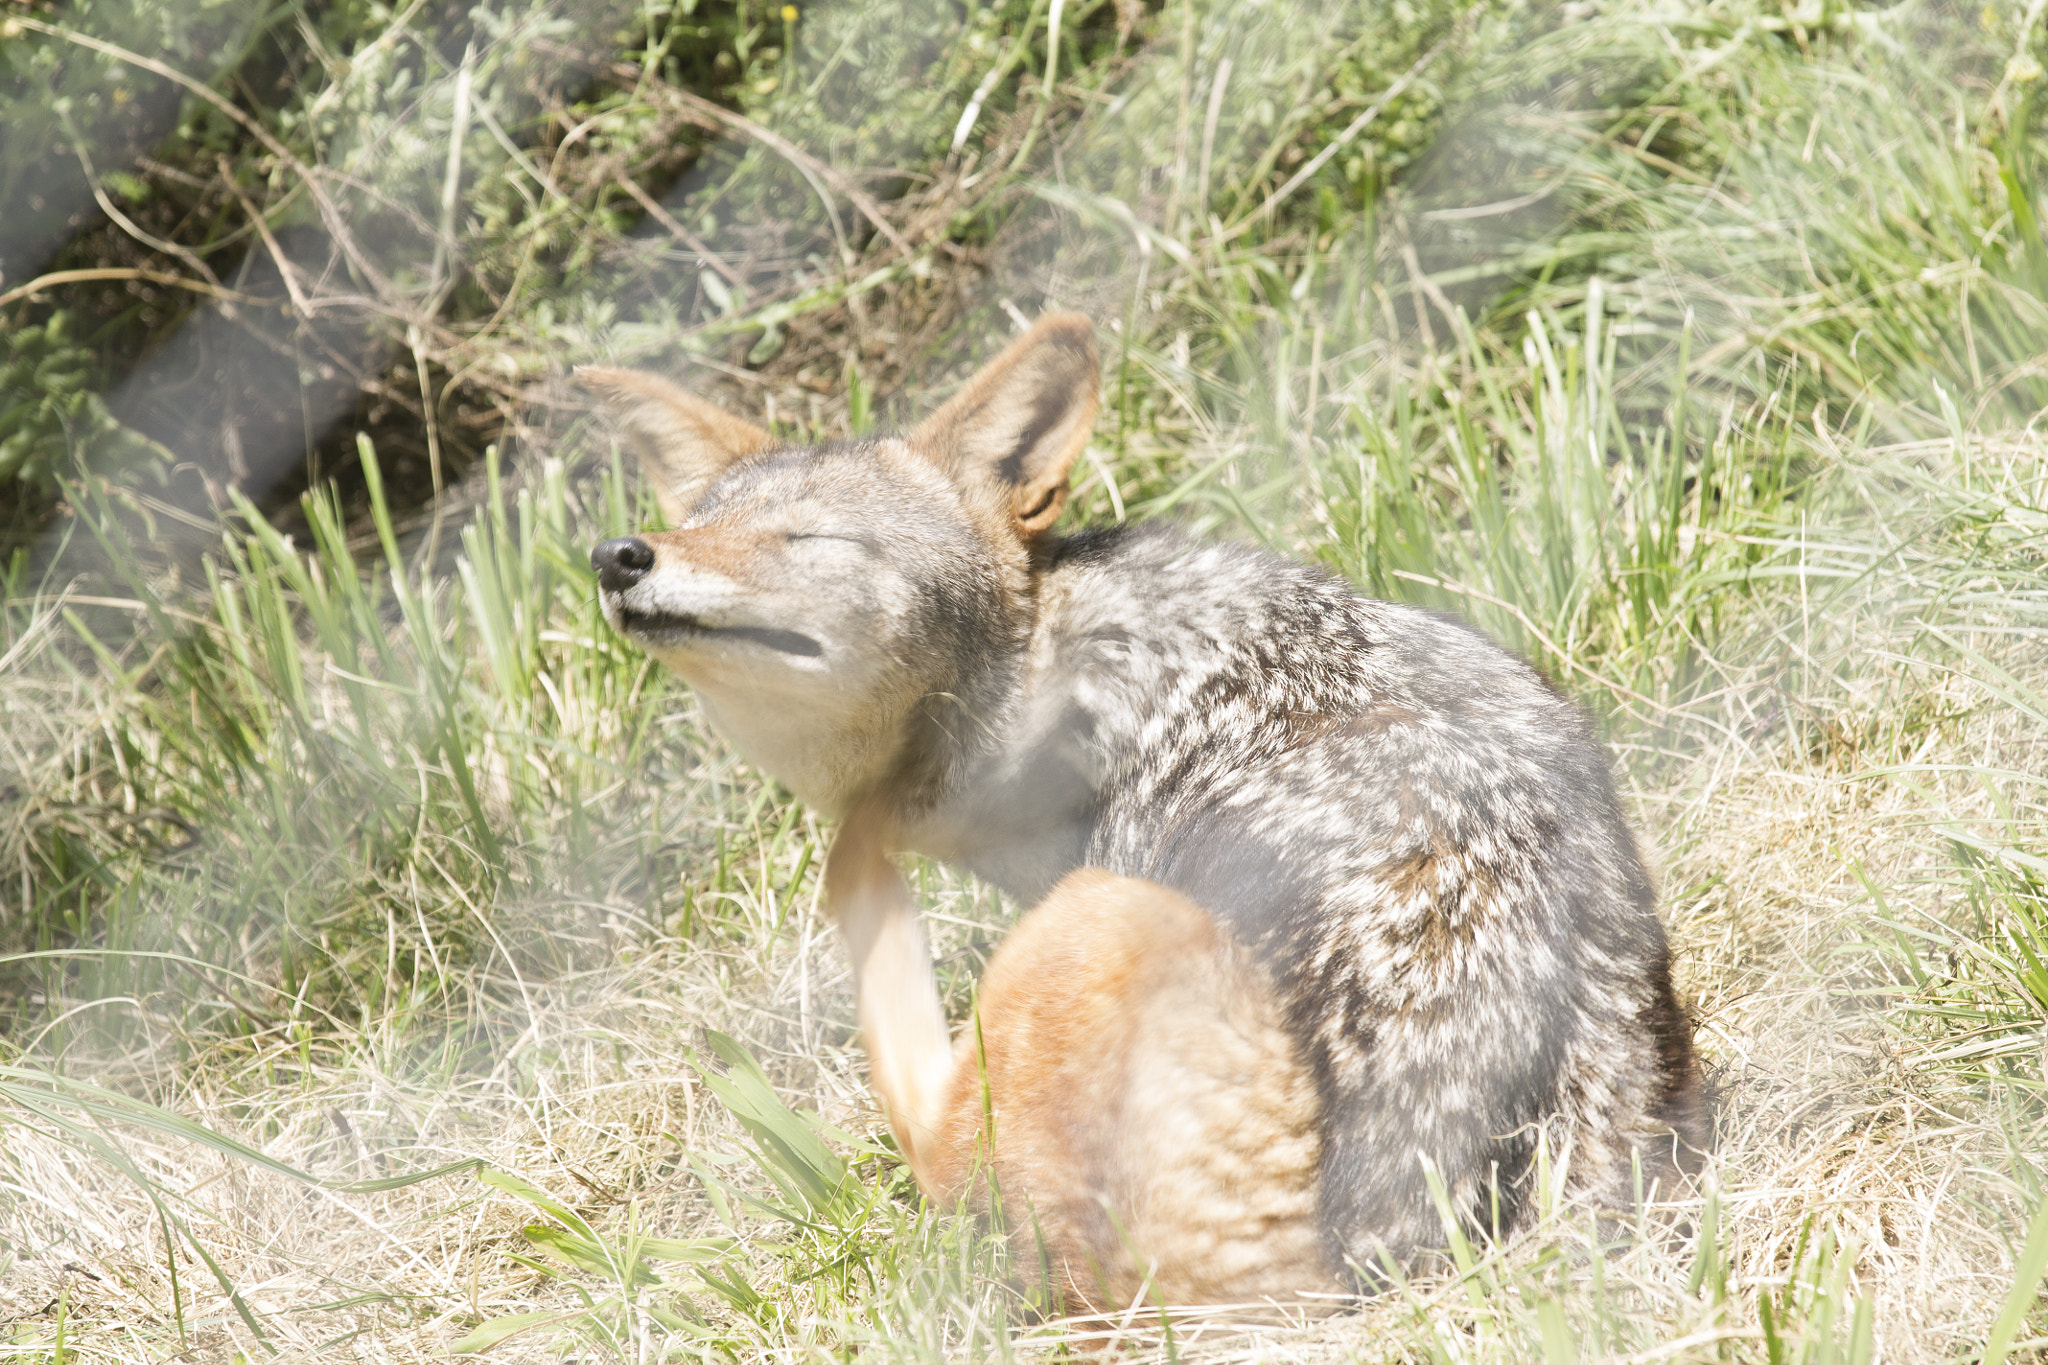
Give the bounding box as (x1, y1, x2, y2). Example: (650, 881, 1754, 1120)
(5, 442, 633, 1038)
(5, 410, 2045, 1360)
(1, 0, 2046, 1358)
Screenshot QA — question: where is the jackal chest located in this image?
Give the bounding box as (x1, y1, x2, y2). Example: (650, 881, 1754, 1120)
(694, 688, 894, 816)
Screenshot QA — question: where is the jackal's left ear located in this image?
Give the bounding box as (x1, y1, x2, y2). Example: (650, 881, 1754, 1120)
(577, 366, 772, 525)
(911, 313, 1100, 538)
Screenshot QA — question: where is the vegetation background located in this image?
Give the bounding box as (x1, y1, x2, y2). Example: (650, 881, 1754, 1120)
(0, 0, 2045, 1357)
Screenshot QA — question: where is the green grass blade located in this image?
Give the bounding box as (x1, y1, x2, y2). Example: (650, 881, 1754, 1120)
(1983, 1194, 2048, 1365)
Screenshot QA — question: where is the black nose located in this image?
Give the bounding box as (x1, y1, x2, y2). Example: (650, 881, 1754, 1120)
(591, 536, 655, 593)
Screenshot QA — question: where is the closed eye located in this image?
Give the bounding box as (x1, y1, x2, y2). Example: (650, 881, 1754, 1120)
(786, 532, 879, 554)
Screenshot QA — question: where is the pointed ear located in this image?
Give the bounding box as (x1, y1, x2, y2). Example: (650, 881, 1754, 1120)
(577, 365, 772, 524)
(910, 312, 1100, 538)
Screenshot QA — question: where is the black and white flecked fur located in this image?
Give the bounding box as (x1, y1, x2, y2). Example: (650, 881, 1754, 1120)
(907, 524, 1705, 1268)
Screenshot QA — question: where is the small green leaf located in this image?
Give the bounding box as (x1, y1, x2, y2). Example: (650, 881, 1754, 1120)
(102, 169, 149, 201)
(1535, 1296, 1575, 1365)
(690, 1032, 847, 1218)
(447, 1311, 562, 1354)
(1984, 1194, 2048, 1365)
(697, 1261, 767, 1313)
(476, 1168, 600, 1243)
(635, 1236, 735, 1264)
(521, 1224, 658, 1287)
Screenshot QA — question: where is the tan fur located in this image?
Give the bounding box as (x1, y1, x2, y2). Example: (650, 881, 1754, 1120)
(822, 805, 1338, 1316)
(635, 523, 772, 582)
(908, 313, 1099, 538)
(929, 870, 1339, 1314)
(575, 365, 772, 524)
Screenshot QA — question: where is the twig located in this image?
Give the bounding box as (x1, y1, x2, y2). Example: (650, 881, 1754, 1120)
(610, 172, 749, 288)
(56, 107, 224, 293)
(427, 44, 476, 305)
(604, 58, 909, 254)
(216, 157, 312, 320)
(417, 43, 475, 567)
(1986, 0, 2048, 125)
(54, 595, 217, 629)
(0, 269, 262, 311)
(1003, 0, 1066, 179)
(1220, 16, 1469, 244)
(1400, 239, 1440, 353)
(9, 17, 406, 312)
(1195, 56, 1233, 222)
(948, 0, 1050, 156)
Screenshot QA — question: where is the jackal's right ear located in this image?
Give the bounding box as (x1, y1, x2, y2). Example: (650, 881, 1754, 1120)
(577, 366, 772, 525)
(911, 313, 1100, 539)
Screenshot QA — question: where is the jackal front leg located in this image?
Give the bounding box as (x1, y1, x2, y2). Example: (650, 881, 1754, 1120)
(824, 802, 957, 1190)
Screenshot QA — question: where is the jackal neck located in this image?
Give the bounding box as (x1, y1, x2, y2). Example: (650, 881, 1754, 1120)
(887, 529, 1119, 891)
(875, 562, 1037, 834)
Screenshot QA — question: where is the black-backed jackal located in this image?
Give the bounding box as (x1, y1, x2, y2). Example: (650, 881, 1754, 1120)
(583, 314, 1705, 1314)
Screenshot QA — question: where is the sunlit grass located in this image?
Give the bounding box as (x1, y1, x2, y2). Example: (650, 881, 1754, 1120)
(1, 0, 2046, 1359)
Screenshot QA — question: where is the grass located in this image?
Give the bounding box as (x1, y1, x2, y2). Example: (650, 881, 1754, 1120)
(2, 0, 2047, 1358)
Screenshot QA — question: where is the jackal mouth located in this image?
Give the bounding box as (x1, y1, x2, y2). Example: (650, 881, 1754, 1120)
(616, 606, 823, 658)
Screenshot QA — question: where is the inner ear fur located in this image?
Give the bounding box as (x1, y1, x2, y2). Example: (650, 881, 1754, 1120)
(577, 365, 771, 525)
(911, 313, 1100, 538)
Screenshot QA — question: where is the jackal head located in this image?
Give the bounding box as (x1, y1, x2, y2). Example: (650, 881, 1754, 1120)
(583, 313, 1099, 816)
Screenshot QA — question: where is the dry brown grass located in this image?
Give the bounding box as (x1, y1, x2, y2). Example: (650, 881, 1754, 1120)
(6, 0, 2048, 1354)
(4, 431, 2044, 1363)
